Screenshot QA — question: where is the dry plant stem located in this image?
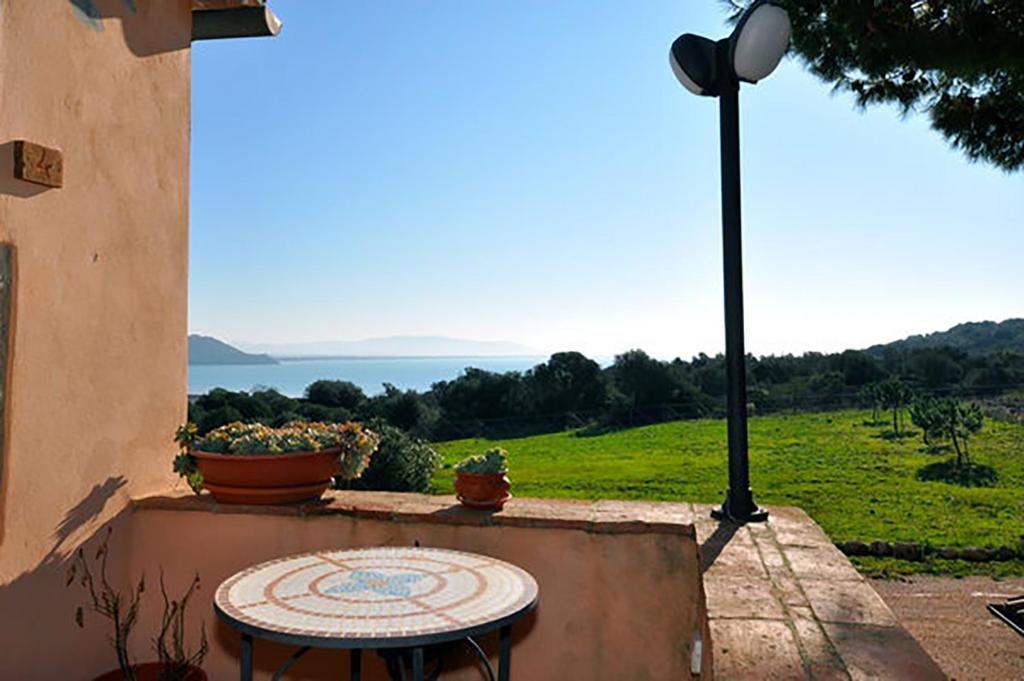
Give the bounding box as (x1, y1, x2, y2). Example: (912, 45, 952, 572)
(71, 527, 143, 681)
(155, 570, 209, 675)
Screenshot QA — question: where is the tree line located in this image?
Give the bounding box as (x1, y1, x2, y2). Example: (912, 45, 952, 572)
(187, 343, 1024, 441)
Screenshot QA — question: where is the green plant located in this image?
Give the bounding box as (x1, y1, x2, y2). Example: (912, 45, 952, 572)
(876, 377, 913, 435)
(340, 422, 441, 493)
(910, 397, 985, 466)
(455, 447, 508, 475)
(173, 423, 203, 493)
(173, 421, 380, 492)
(939, 399, 984, 468)
(910, 396, 946, 449)
(67, 528, 207, 680)
(861, 383, 885, 425)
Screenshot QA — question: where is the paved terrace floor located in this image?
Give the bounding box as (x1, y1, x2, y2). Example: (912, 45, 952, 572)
(692, 503, 946, 680)
(139, 492, 947, 680)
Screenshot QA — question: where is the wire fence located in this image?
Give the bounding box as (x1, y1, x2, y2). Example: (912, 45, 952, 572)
(420, 383, 1024, 441)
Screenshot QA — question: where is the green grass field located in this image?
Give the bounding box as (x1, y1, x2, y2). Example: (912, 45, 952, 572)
(433, 410, 1024, 576)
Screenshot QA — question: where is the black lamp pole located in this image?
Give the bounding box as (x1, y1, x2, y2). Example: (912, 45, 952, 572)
(670, 0, 790, 523)
(710, 42, 768, 524)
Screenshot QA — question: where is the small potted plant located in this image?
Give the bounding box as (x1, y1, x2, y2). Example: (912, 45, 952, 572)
(454, 447, 511, 510)
(174, 421, 379, 505)
(67, 528, 208, 681)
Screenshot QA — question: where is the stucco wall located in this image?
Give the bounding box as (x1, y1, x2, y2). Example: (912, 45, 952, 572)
(0, 0, 191, 675)
(125, 503, 707, 681)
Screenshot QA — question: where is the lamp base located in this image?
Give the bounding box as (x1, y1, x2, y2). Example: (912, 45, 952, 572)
(710, 488, 769, 524)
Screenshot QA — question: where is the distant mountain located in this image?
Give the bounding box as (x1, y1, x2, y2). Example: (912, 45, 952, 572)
(240, 335, 539, 358)
(865, 319, 1024, 357)
(188, 335, 278, 365)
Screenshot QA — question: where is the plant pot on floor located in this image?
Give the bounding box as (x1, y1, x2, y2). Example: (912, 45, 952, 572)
(455, 471, 511, 510)
(192, 448, 341, 505)
(93, 663, 206, 681)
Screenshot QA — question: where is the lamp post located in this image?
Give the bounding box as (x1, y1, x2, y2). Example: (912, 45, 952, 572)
(670, 1, 790, 523)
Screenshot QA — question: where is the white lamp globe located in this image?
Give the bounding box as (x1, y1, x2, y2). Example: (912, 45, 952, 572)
(732, 3, 791, 83)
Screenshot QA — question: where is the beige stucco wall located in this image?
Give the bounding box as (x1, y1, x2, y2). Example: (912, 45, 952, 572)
(0, 0, 192, 674)
(0, 4, 709, 679)
(125, 507, 707, 681)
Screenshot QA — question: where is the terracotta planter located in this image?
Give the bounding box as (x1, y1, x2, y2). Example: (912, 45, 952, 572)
(192, 447, 341, 505)
(455, 471, 511, 510)
(93, 663, 206, 681)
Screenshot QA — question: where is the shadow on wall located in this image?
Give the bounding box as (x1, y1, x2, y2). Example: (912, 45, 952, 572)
(47, 476, 128, 560)
(0, 477, 131, 677)
(68, 0, 190, 56)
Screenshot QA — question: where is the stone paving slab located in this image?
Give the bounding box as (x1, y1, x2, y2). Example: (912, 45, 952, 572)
(697, 504, 946, 680)
(710, 619, 807, 681)
(823, 623, 949, 681)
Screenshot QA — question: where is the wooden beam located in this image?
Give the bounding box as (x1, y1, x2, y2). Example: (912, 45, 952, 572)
(192, 0, 264, 10)
(192, 5, 281, 41)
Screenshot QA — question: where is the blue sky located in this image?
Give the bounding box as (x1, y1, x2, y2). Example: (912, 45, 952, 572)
(189, 1, 1022, 359)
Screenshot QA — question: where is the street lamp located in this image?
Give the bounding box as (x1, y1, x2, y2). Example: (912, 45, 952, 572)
(670, 1, 790, 524)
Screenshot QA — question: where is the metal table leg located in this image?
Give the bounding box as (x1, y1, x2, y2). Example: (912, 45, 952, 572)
(272, 646, 311, 681)
(412, 646, 425, 681)
(464, 637, 496, 681)
(240, 633, 253, 681)
(498, 625, 511, 681)
(351, 649, 362, 681)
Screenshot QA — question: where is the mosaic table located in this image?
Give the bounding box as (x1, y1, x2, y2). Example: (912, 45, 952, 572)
(214, 546, 539, 681)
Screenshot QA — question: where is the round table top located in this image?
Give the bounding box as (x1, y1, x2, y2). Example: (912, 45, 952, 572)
(214, 546, 539, 649)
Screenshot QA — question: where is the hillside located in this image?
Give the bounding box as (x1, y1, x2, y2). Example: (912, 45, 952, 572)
(240, 335, 538, 358)
(865, 318, 1024, 357)
(188, 335, 278, 365)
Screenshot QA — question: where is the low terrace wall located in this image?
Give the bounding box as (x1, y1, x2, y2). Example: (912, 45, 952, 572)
(124, 492, 710, 681)
(0, 490, 947, 679)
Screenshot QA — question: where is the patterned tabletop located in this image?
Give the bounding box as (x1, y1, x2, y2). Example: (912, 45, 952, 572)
(214, 547, 539, 647)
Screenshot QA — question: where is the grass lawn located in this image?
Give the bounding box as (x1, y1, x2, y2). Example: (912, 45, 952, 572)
(432, 410, 1024, 576)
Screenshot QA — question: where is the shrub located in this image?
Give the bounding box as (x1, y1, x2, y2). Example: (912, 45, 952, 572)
(910, 396, 946, 448)
(343, 422, 441, 493)
(939, 399, 984, 467)
(297, 402, 353, 424)
(305, 380, 367, 410)
(877, 377, 913, 435)
(366, 384, 440, 437)
(195, 404, 244, 435)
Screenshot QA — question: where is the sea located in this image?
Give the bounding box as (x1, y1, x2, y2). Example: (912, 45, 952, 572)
(188, 356, 549, 397)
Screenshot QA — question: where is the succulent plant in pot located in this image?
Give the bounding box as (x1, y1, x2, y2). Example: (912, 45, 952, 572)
(454, 447, 511, 510)
(174, 421, 379, 505)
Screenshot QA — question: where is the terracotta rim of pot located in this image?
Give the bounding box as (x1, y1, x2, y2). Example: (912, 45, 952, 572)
(92, 662, 207, 681)
(191, 447, 342, 505)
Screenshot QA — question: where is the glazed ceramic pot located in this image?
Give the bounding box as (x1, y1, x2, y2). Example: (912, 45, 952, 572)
(93, 662, 206, 681)
(192, 447, 341, 505)
(454, 471, 511, 510)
